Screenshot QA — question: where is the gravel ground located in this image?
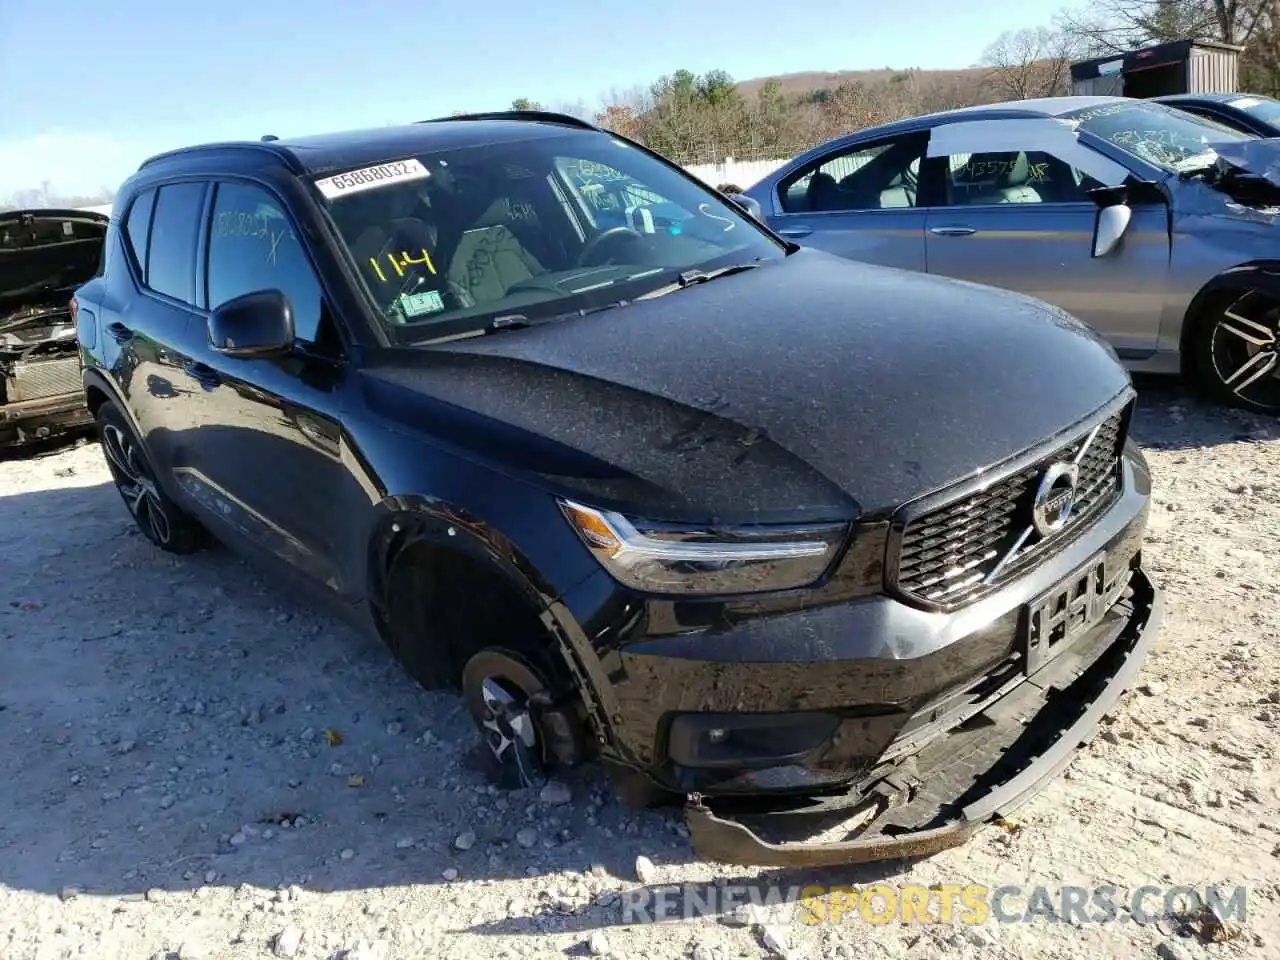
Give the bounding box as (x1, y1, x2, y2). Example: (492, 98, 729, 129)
(1, 380, 1278, 960)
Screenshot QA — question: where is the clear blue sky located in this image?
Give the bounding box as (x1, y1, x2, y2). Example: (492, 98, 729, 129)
(0, 0, 1062, 197)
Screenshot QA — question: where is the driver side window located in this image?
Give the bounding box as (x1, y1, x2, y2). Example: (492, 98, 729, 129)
(554, 157, 682, 232)
(779, 134, 928, 213)
(206, 182, 323, 342)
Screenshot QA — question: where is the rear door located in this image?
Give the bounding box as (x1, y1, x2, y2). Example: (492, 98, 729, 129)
(106, 181, 212, 477)
(921, 123, 1171, 359)
(762, 133, 932, 272)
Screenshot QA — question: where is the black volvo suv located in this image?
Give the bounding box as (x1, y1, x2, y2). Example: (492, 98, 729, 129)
(74, 111, 1161, 866)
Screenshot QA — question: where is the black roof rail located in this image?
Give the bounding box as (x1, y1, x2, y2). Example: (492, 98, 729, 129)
(137, 141, 304, 174)
(417, 110, 599, 131)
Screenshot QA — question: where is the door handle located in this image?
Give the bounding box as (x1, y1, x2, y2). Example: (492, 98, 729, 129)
(929, 225, 977, 237)
(106, 321, 133, 343)
(777, 226, 813, 238)
(183, 360, 221, 389)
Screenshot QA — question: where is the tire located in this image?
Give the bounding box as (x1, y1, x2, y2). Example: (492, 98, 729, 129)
(96, 400, 209, 554)
(1192, 289, 1280, 413)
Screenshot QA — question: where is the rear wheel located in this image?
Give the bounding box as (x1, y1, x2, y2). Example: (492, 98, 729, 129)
(1194, 289, 1280, 413)
(96, 401, 209, 554)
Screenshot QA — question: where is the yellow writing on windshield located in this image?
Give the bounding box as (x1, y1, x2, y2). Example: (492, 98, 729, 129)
(368, 249, 437, 283)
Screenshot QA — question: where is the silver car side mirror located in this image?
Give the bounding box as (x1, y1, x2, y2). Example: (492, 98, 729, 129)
(1092, 203, 1132, 258)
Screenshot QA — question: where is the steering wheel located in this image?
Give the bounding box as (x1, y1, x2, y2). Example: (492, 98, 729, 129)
(577, 225, 644, 267)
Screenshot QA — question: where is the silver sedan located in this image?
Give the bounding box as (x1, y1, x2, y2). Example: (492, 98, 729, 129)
(744, 96, 1280, 413)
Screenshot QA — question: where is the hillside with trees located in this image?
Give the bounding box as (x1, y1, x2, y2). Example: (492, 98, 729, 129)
(509, 0, 1280, 166)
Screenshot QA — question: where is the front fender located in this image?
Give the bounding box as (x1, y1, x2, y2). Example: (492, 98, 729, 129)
(364, 495, 624, 756)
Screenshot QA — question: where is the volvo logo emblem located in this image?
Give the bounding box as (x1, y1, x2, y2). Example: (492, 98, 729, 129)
(1031, 462, 1080, 537)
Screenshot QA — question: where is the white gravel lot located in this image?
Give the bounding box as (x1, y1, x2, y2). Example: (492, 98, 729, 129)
(1, 379, 1278, 960)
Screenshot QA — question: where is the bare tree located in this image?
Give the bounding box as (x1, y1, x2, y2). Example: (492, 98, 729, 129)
(1055, 0, 1267, 54)
(981, 27, 1083, 100)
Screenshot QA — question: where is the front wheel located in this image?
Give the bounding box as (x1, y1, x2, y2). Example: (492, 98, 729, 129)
(461, 648, 553, 790)
(96, 401, 209, 554)
(1193, 289, 1280, 413)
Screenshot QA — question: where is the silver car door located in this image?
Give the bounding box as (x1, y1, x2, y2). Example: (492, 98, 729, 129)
(763, 132, 930, 272)
(921, 120, 1171, 360)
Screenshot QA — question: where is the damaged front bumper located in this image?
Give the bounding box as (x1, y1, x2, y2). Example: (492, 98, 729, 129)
(684, 565, 1162, 867)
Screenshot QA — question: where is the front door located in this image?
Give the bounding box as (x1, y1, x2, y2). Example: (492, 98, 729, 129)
(922, 142, 1171, 360)
(174, 178, 362, 596)
(764, 132, 932, 272)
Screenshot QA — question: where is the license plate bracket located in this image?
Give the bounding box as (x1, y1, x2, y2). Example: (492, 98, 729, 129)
(1022, 552, 1111, 675)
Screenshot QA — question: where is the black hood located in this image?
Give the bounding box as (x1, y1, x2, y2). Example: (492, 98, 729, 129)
(1, 209, 109, 328)
(362, 249, 1130, 523)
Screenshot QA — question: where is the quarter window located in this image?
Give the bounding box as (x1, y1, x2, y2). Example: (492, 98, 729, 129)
(123, 188, 155, 275)
(206, 182, 322, 342)
(146, 182, 206, 303)
(778, 135, 928, 213)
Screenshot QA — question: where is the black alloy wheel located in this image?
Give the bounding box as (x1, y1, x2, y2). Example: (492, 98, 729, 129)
(96, 402, 208, 554)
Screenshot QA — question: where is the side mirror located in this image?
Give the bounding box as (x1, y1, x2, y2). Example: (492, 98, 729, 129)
(726, 193, 764, 222)
(208, 289, 295, 358)
(1091, 203, 1132, 258)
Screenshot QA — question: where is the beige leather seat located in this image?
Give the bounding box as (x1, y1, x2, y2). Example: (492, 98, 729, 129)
(447, 199, 543, 305)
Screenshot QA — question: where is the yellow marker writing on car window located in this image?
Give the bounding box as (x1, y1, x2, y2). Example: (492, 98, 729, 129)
(399, 249, 437, 275)
(370, 250, 437, 283)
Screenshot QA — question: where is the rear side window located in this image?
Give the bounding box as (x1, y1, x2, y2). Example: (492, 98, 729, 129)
(206, 181, 323, 342)
(124, 189, 155, 273)
(146, 182, 206, 303)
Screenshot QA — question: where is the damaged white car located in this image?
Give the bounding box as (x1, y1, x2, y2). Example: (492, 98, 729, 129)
(744, 96, 1280, 413)
(0, 208, 107, 448)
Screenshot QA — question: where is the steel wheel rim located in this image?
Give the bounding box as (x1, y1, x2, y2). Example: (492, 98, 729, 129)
(101, 423, 172, 545)
(1211, 291, 1280, 409)
(478, 676, 543, 789)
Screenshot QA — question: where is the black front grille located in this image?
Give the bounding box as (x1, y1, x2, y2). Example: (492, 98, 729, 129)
(893, 404, 1129, 609)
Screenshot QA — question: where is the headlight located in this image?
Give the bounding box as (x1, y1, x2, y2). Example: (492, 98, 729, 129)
(558, 499, 848, 596)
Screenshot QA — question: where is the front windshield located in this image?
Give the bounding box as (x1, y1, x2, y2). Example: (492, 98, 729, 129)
(315, 129, 784, 342)
(1067, 100, 1254, 174)
(1225, 94, 1280, 126)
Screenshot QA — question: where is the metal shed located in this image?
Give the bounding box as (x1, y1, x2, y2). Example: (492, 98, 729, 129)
(1071, 39, 1244, 99)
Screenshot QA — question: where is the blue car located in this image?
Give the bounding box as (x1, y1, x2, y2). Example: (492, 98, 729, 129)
(1154, 92, 1280, 138)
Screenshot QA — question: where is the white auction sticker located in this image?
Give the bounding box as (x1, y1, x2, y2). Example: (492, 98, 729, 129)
(314, 158, 430, 199)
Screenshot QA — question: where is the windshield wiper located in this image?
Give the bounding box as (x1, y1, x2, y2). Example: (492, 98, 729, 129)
(638, 261, 764, 300)
(486, 299, 631, 334)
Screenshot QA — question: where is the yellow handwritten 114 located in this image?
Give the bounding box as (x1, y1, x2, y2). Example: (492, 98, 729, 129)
(370, 249, 437, 282)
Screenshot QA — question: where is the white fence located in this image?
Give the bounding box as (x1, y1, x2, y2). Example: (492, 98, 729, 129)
(683, 157, 791, 189)
(682, 151, 881, 191)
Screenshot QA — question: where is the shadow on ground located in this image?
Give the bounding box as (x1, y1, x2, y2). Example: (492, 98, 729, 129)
(0, 376, 1267, 943)
(1129, 375, 1279, 451)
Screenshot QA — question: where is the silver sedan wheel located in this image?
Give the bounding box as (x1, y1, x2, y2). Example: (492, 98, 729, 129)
(1210, 291, 1280, 411)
